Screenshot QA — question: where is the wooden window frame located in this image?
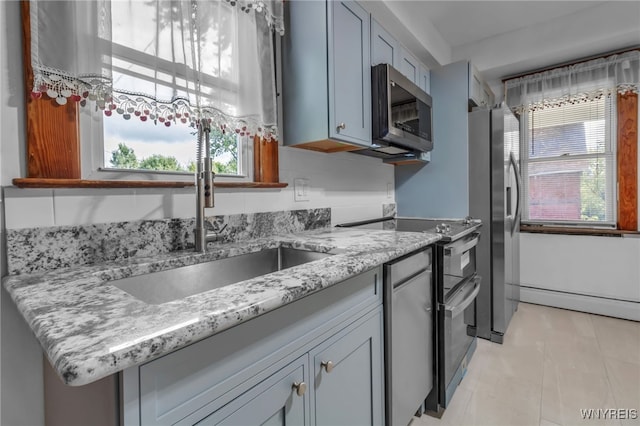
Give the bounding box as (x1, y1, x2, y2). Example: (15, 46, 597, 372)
(616, 92, 638, 230)
(14, 1, 285, 190)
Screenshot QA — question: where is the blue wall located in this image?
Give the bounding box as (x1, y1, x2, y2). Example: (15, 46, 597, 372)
(395, 60, 469, 218)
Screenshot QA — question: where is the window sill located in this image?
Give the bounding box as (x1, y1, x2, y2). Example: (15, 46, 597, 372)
(12, 178, 288, 189)
(520, 224, 639, 237)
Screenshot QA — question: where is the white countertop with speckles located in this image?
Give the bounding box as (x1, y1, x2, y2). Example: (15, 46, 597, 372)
(3, 228, 440, 386)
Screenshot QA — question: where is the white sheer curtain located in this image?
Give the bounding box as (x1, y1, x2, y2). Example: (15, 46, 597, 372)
(29, 0, 283, 139)
(505, 50, 640, 112)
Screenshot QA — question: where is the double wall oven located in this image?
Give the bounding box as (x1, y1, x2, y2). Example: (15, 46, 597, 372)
(337, 216, 482, 418)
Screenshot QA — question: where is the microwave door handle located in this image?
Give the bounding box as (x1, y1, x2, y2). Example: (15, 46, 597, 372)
(444, 233, 480, 256)
(444, 275, 481, 318)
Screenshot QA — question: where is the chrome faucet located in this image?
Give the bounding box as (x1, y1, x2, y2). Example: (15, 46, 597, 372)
(194, 118, 226, 251)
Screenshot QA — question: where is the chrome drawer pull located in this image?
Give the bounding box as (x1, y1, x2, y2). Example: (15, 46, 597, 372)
(444, 233, 480, 256)
(292, 381, 307, 396)
(321, 360, 334, 373)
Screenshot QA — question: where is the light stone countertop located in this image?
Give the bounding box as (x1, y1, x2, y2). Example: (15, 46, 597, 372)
(2, 228, 440, 386)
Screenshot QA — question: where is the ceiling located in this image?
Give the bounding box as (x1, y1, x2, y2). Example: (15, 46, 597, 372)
(409, 1, 608, 48)
(382, 1, 640, 95)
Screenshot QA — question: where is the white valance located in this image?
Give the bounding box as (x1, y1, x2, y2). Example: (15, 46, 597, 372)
(505, 50, 640, 112)
(29, 0, 283, 139)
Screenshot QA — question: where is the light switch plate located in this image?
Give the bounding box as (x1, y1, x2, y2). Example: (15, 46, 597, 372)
(294, 178, 310, 202)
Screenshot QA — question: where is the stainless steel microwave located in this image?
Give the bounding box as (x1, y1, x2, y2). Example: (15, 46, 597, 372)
(371, 64, 433, 153)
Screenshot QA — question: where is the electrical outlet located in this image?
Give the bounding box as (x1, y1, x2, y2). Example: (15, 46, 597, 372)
(294, 178, 310, 202)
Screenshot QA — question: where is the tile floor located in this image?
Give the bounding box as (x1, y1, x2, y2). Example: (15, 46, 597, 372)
(411, 303, 640, 426)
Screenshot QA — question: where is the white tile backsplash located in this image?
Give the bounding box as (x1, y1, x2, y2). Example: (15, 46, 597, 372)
(2, 148, 394, 229)
(167, 188, 197, 218)
(4, 188, 55, 229)
(331, 204, 385, 226)
(51, 188, 138, 226)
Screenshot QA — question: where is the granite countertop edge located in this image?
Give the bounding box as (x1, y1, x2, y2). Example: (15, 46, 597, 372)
(2, 228, 440, 386)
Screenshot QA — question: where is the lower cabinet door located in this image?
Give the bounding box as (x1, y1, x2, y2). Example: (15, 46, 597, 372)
(197, 355, 310, 426)
(311, 308, 384, 426)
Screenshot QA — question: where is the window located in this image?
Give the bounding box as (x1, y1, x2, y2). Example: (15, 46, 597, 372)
(80, 1, 254, 181)
(505, 50, 639, 231)
(20, 0, 284, 188)
(521, 97, 617, 226)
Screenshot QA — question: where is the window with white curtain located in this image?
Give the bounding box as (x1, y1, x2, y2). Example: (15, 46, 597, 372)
(29, 0, 283, 181)
(100, 1, 246, 177)
(506, 50, 639, 228)
(521, 97, 616, 226)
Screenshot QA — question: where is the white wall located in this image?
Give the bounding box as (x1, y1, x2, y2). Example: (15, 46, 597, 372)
(1, 2, 45, 425)
(520, 233, 640, 320)
(2, 147, 395, 230)
(0, 1, 394, 423)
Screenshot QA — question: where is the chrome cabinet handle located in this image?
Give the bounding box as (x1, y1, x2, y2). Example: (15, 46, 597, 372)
(292, 381, 307, 396)
(337, 122, 346, 131)
(321, 360, 334, 373)
(444, 233, 480, 256)
(444, 275, 482, 318)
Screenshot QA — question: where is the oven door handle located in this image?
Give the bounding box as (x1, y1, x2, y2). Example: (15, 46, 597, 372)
(444, 275, 481, 318)
(444, 233, 480, 256)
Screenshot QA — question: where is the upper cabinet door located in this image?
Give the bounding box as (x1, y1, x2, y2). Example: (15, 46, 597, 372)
(371, 18, 398, 67)
(419, 64, 430, 94)
(468, 62, 494, 107)
(399, 47, 420, 85)
(328, 0, 371, 146)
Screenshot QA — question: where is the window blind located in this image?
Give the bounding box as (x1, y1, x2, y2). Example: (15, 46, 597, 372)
(522, 96, 616, 226)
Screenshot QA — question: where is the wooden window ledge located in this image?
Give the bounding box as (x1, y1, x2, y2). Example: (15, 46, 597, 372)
(12, 178, 288, 189)
(520, 224, 640, 237)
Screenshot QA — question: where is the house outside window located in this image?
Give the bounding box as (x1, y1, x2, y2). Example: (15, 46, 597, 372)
(521, 97, 617, 226)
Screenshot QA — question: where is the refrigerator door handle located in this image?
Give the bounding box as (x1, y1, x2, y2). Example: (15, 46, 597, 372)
(509, 152, 522, 235)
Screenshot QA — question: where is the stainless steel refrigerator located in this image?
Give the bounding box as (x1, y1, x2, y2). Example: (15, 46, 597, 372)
(468, 105, 521, 343)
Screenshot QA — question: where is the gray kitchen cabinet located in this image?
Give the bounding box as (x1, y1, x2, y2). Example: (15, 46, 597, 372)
(468, 63, 495, 107)
(123, 267, 384, 426)
(282, 0, 372, 152)
(311, 308, 384, 426)
(419, 64, 431, 94)
(371, 18, 429, 94)
(399, 46, 420, 85)
(371, 18, 399, 67)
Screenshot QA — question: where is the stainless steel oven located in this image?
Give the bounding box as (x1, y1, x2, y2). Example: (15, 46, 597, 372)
(438, 233, 481, 409)
(335, 216, 482, 416)
(393, 217, 482, 413)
